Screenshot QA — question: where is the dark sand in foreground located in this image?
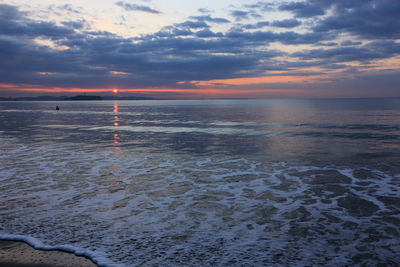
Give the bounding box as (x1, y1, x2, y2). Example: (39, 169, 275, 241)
(0, 240, 98, 267)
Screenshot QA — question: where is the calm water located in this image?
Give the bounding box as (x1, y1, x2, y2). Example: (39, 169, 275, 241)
(0, 99, 399, 266)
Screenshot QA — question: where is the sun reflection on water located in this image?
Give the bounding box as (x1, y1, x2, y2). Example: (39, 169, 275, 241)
(112, 102, 121, 151)
(110, 101, 125, 191)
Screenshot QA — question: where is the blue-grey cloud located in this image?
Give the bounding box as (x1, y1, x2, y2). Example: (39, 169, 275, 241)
(115, 1, 161, 14)
(313, 0, 400, 39)
(279, 0, 373, 18)
(226, 28, 336, 45)
(197, 8, 212, 14)
(230, 10, 261, 21)
(241, 21, 269, 30)
(292, 41, 400, 63)
(271, 19, 301, 28)
(176, 20, 210, 29)
(341, 40, 362, 46)
(244, 2, 275, 11)
(279, 1, 327, 18)
(317, 42, 338, 47)
(278, 0, 400, 40)
(0, 3, 24, 20)
(48, 4, 81, 14)
(0, 1, 399, 97)
(0, 5, 75, 40)
(61, 20, 87, 30)
(195, 29, 223, 38)
(189, 15, 230, 24)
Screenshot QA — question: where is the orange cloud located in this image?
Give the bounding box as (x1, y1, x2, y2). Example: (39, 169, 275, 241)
(0, 84, 304, 98)
(180, 74, 329, 87)
(109, 71, 129, 75)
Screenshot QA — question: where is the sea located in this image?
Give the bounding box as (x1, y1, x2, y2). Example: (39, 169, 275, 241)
(0, 98, 399, 266)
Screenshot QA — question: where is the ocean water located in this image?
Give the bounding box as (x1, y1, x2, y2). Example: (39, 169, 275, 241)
(0, 98, 399, 266)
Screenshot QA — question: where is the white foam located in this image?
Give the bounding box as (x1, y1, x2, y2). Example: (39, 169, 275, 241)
(1, 141, 399, 266)
(0, 234, 122, 267)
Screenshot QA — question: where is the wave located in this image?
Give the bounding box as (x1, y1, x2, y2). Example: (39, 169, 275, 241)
(0, 233, 121, 267)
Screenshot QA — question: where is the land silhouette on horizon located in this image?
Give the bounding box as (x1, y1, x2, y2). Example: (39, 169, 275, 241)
(0, 95, 154, 101)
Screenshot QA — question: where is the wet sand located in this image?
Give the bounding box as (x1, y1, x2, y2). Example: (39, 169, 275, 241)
(0, 240, 97, 267)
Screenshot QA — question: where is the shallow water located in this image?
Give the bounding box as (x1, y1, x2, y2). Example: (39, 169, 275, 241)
(0, 99, 399, 266)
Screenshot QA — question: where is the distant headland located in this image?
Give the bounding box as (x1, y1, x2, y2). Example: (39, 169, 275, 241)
(64, 95, 102, 100)
(0, 95, 154, 101)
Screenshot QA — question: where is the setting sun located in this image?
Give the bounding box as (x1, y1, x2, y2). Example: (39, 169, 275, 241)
(113, 89, 118, 93)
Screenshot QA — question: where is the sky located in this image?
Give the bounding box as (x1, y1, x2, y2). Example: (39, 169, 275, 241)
(0, 0, 399, 98)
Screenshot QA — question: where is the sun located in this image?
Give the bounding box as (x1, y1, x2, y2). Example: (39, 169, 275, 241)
(113, 89, 119, 93)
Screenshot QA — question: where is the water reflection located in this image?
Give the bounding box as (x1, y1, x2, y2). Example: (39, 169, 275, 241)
(112, 102, 121, 149)
(113, 101, 121, 152)
(110, 102, 125, 192)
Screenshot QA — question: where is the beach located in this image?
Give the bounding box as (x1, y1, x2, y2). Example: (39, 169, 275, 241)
(0, 240, 97, 267)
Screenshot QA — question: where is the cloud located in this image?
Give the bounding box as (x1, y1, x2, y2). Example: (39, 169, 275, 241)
(115, 1, 161, 14)
(279, 0, 377, 18)
(279, 1, 327, 18)
(176, 20, 210, 29)
(226, 28, 336, 45)
(341, 40, 362, 46)
(49, 4, 81, 14)
(271, 19, 301, 28)
(313, 0, 400, 39)
(244, 2, 276, 11)
(61, 20, 87, 30)
(194, 29, 223, 38)
(189, 15, 230, 24)
(0, 5, 75, 39)
(230, 10, 261, 21)
(1, 2, 399, 98)
(292, 41, 400, 63)
(0, 3, 24, 20)
(241, 21, 270, 30)
(197, 8, 212, 14)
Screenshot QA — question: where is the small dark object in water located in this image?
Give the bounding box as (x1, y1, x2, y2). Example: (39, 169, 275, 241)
(56, 106, 59, 110)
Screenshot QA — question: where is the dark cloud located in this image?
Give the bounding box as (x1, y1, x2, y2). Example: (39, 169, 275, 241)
(195, 29, 223, 38)
(0, 3, 23, 20)
(271, 19, 301, 28)
(176, 20, 210, 29)
(197, 8, 212, 14)
(317, 42, 338, 47)
(279, 0, 379, 18)
(150, 20, 212, 39)
(341, 40, 362, 46)
(293, 41, 400, 63)
(0, 5, 75, 39)
(189, 15, 230, 24)
(61, 20, 87, 30)
(226, 28, 336, 45)
(155, 28, 193, 38)
(0, 4, 275, 89)
(244, 2, 275, 11)
(115, 1, 161, 14)
(279, 1, 327, 18)
(0, 2, 399, 97)
(48, 4, 81, 14)
(314, 0, 400, 39)
(230, 10, 261, 21)
(241, 21, 269, 30)
(277, 0, 400, 39)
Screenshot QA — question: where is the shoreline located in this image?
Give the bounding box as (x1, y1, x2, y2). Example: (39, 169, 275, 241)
(0, 239, 99, 267)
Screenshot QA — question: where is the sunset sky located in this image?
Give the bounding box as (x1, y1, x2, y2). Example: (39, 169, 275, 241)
(1, 0, 399, 98)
